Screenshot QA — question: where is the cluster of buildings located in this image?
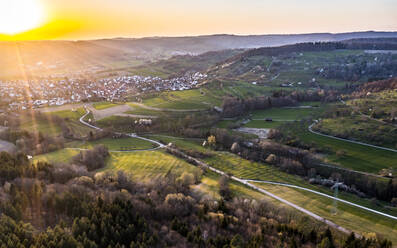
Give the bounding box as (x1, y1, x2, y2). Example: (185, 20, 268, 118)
(0, 72, 207, 110)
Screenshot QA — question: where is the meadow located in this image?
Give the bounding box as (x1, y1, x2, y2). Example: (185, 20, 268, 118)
(282, 122, 397, 173)
(243, 120, 284, 128)
(33, 148, 80, 164)
(255, 183, 397, 244)
(144, 134, 397, 242)
(142, 89, 222, 110)
(102, 150, 201, 182)
(314, 116, 397, 149)
(74, 137, 155, 150)
(92, 102, 119, 110)
(251, 105, 325, 120)
(16, 109, 92, 138)
(140, 81, 287, 111)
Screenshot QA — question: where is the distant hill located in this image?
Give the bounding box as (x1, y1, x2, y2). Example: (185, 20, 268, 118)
(205, 39, 397, 85)
(93, 31, 397, 53)
(1, 31, 397, 78)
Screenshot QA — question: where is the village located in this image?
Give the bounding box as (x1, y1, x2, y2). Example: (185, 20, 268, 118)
(0, 71, 207, 110)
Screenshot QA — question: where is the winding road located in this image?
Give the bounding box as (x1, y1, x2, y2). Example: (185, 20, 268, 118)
(78, 108, 397, 235)
(79, 106, 165, 151)
(308, 122, 397, 153)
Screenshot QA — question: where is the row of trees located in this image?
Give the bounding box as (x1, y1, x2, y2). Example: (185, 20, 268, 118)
(318, 56, 397, 82)
(200, 124, 397, 203)
(274, 121, 397, 202)
(221, 90, 338, 118)
(352, 77, 397, 97)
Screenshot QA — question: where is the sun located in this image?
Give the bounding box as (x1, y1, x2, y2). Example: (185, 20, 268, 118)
(0, 0, 45, 35)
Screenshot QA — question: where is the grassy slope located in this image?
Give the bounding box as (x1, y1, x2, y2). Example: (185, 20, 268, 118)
(256, 183, 397, 244)
(19, 118, 62, 136)
(75, 137, 155, 150)
(243, 120, 284, 128)
(50, 108, 93, 137)
(252, 106, 325, 120)
(141, 81, 287, 110)
(33, 149, 80, 164)
(295, 125, 397, 173)
(144, 135, 397, 242)
(316, 115, 397, 149)
(92, 102, 118, 110)
(143, 89, 219, 110)
(214, 50, 362, 88)
(102, 150, 200, 182)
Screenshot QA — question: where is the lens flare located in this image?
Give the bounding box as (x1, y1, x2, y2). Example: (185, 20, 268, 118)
(0, 0, 45, 34)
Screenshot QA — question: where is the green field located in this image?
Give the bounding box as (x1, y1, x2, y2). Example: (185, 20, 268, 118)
(290, 124, 397, 173)
(51, 108, 94, 137)
(93, 102, 118, 110)
(203, 151, 397, 242)
(315, 116, 397, 149)
(143, 89, 219, 110)
(145, 135, 394, 209)
(74, 137, 155, 150)
(126, 103, 190, 118)
(252, 106, 324, 120)
(214, 50, 361, 88)
(216, 120, 237, 128)
(103, 150, 200, 182)
(50, 108, 86, 120)
(255, 183, 397, 244)
(96, 115, 134, 132)
(143, 135, 397, 242)
(33, 132, 397, 243)
(19, 117, 62, 136)
(33, 149, 80, 164)
(141, 82, 287, 111)
(243, 120, 284, 128)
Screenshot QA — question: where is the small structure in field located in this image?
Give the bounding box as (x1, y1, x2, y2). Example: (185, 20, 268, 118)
(135, 119, 152, 126)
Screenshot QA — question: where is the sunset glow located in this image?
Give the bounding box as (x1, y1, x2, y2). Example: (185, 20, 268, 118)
(0, 0, 396, 40)
(0, 0, 45, 35)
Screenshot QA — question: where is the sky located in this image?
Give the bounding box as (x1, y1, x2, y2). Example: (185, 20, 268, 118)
(0, 0, 396, 40)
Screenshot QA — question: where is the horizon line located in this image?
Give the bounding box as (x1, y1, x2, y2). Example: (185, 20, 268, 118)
(0, 30, 396, 42)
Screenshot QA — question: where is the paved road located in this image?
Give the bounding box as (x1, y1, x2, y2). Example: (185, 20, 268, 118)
(169, 148, 355, 235)
(308, 122, 397, 153)
(79, 107, 165, 151)
(243, 179, 397, 221)
(78, 110, 397, 234)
